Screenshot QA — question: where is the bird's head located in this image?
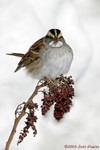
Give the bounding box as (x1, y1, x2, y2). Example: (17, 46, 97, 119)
(45, 29, 64, 48)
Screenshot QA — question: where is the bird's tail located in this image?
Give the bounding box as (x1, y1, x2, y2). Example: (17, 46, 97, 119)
(6, 53, 24, 58)
(7, 52, 25, 72)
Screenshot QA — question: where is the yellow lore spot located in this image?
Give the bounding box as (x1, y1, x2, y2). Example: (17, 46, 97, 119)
(58, 33, 62, 38)
(50, 33, 55, 38)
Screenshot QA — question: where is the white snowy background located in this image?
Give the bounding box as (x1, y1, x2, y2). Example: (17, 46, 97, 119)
(0, 0, 100, 149)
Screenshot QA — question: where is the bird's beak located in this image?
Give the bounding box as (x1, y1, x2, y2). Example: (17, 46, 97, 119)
(54, 36, 59, 43)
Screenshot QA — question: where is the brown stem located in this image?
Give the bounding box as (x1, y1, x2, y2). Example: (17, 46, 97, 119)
(5, 110, 26, 150)
(5, 81, 45, 150)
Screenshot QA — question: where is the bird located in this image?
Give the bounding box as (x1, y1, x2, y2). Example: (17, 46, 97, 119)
(7, 29, 73, 79)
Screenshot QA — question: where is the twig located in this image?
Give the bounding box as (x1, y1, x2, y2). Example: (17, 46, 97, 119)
(5, 81, 45, 150)
(5, 76, 73, 149)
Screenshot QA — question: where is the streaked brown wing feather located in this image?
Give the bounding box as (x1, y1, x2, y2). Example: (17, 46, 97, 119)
(29, 37, 44, 52)
(14, 37, 44, 72)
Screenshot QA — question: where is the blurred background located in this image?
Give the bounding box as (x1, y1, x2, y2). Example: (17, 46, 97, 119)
(0, 0, 100, 149)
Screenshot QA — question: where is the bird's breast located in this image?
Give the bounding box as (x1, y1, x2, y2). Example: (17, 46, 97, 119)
(40, 47, 73, 78)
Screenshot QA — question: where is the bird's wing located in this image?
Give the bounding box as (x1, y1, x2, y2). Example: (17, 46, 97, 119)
(7, 37, 44, 72)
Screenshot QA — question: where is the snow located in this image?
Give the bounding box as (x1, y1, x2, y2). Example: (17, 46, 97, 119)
(0, 0, 100, 149)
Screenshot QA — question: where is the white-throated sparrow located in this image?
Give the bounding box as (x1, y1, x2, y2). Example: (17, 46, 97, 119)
(8, 29, 73, 79)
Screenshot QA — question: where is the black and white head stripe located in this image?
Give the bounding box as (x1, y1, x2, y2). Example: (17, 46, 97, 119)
(49, 29, 61, 37)
(47, 29, 62, 38)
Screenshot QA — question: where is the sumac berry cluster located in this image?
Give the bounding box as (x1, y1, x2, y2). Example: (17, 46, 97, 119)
(41, 76, 74, 120)
(17, 75, 74, 145)
(17, 103, 38, 144)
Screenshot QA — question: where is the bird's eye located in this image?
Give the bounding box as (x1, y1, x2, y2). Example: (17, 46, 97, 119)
(58, 33, 62, 38)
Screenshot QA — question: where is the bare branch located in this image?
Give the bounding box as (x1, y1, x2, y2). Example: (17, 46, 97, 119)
(5, 80, 45, 150)
(5, 76, 74, 149)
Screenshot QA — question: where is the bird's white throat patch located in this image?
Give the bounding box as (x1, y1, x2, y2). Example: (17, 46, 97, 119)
(49, 41, 63, 47)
